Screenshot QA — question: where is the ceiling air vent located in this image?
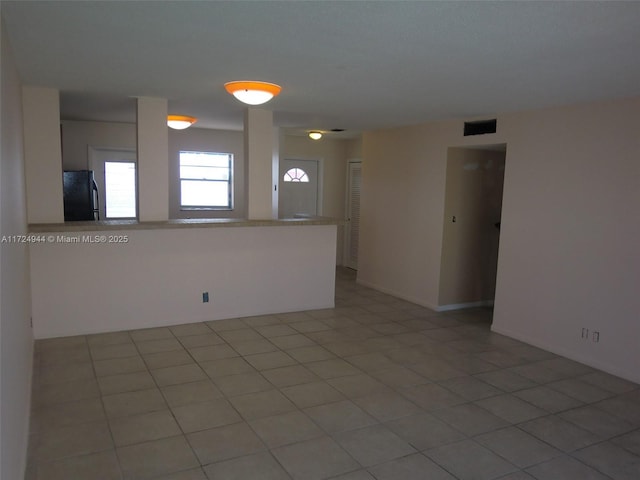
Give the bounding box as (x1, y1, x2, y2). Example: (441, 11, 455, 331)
(464, 119, 497, 136)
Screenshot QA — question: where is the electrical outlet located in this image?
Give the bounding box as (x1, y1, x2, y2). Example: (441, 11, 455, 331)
(581, 327, 589, 339)
(202, 292, 209, 303)
(593, 331, 600, 343)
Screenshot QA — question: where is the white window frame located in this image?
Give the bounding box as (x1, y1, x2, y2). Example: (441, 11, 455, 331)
(179, 151, 234, 210)
(283, 167, 310, 183)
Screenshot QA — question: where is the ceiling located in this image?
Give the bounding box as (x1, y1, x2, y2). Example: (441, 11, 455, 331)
(2, 1, 640, 138)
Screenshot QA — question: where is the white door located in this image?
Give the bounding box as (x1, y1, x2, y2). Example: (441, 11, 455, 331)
(345, 161, 362, 269)
(279, 159, 319, 218)
(89, 147, 137, 219)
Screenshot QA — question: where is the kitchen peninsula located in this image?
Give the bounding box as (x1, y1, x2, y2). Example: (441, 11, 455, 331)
(28, 217, 341, 338)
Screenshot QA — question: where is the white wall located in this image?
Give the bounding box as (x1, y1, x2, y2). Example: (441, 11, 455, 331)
(169, 128, 245, 219)
(344, 137, 362, 160)
(0, 20, 34, 480)
(359, 97, 640, 383)
(359, 122, 460, 306)
(22, 86, 64, 224)
(492, 98, 640, 383)
(61, 120, 137, 169)
(137, 97, 169, 221)
(245, 109, 276, 219)
(30, 225, 337, 338)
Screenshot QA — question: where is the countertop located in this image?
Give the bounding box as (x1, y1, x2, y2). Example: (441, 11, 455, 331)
(28, 217, 345, 233)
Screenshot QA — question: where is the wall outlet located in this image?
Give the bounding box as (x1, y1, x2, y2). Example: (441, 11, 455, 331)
(202, 292, 209, 303)
(593, 331, 600, 342)
(581, 327, 589, 339)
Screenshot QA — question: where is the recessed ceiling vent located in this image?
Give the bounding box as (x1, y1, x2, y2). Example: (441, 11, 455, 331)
(464, 119, 497, 136)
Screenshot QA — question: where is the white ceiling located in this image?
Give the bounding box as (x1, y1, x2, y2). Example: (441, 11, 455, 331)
(3, 1, 640, 137)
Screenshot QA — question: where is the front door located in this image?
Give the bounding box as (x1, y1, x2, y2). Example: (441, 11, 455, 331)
(279, 159, 319, 218)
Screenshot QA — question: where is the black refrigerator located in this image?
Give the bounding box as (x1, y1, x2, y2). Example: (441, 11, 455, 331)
(63, 170, 99, 221)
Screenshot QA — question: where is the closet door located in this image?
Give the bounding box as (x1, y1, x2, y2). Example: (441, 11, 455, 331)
(345, 161, 361, 269)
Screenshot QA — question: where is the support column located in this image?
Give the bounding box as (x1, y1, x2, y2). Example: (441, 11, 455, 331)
(22, 86, 64, 224)
(137, 97, 168, 221)
(244, 108, 277, 219)
(272, 127, 282, 218)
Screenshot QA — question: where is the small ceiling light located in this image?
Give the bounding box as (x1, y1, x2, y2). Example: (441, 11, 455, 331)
(224, 81, 281, 105)
(167, 115, 197, 130)
(308, 131, 322, 140)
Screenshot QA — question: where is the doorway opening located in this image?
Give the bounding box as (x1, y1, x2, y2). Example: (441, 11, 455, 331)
(438, 144, 506, 316)
(89, 147, 138, 220)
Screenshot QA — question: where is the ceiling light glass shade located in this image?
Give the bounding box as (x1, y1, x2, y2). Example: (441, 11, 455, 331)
(308, 131, 322, 140)
(167, 115, 197, 129)
(224, 81, 282, 105)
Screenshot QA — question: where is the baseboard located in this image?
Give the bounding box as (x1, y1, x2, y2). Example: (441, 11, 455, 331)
(355, 279, 440, 311)
(491, 324, 640, 385)
(436, 300, 494, 312)
(34, 301, 337, 339)
(356, 278, 496, 314)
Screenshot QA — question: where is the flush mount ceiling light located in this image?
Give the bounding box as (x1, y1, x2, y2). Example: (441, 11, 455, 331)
(224, 81, 281, 105)
(308, 131, 323, 140)
(167, 115, 197, 130)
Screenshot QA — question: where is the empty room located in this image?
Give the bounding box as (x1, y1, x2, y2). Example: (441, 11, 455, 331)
(1, 2, 639, 480)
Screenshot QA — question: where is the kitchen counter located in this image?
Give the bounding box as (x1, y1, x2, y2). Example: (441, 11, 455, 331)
(29, 216, 344, 233)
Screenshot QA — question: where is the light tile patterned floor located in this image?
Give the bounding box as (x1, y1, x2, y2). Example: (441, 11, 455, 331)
(26, 268, 640, 479)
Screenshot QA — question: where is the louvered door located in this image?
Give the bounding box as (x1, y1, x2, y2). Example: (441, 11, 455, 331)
(346, 162, 362, 269)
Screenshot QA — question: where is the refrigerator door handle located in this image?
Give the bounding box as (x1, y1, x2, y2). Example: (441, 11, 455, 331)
(92, 178, 100, 221)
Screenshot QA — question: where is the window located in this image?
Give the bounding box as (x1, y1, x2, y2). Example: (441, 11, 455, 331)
(283, 168, 309, 182)
(105, 161, 136, 218)
(180, 151, 233, 209)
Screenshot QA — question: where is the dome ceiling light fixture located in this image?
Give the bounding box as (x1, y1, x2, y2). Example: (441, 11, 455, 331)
(167, 115, 197, 130)
(308, 131, 323, 140)
(224, 81, 282, 106)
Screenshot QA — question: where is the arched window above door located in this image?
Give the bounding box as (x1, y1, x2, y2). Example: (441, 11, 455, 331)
(283, 168, 309, 183)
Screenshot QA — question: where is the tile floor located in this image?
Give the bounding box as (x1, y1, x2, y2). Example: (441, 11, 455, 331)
(26, 268, 640, 480)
